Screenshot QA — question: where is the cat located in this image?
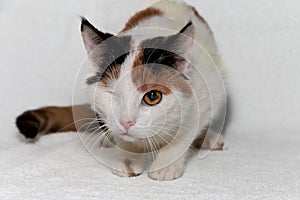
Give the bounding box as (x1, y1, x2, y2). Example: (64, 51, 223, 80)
(16, 0, 227, 181)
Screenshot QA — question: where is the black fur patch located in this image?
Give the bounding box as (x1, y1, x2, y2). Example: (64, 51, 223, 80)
(86, 36, 131, 85)
(138, 21, 193, 76)
(81, 17, 131, 85)
(140, 37, 177, 67)
(139, 37, 188, 80)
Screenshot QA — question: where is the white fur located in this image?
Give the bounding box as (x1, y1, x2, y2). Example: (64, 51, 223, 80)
(86, 0, 225, 180)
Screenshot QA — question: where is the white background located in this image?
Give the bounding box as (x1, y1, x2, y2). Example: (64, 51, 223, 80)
(0, 0, 299, 199)
(1, 0, 300, 135)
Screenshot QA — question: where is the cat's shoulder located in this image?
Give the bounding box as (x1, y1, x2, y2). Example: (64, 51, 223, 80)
(120, 0, 211, 34)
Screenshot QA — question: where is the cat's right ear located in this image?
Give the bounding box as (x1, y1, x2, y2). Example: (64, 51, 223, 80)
(80, 17, 113, 54)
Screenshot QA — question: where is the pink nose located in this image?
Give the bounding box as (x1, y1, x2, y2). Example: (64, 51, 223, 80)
(120, 120, 135, 131)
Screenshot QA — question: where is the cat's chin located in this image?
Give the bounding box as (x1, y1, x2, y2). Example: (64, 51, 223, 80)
(119, 134, 137, 143)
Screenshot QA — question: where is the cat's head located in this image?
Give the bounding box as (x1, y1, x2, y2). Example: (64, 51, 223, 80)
(81, 18, 195, 143)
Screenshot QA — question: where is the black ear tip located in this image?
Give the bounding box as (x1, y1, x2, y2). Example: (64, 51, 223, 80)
(80, 16, 88, 23)
(187, 21, 193, 26)
(80, 16, 92, 32)
(180, 21, 194, 33)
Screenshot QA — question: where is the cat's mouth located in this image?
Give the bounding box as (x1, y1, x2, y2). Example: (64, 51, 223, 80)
(119, 132, 137, 142)
(120, 132, 131, 136)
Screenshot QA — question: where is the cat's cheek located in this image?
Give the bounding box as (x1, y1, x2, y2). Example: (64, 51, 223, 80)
(97, 92, 117, 119)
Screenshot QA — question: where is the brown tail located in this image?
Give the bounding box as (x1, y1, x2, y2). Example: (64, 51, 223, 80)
(16, 104, 97, 138)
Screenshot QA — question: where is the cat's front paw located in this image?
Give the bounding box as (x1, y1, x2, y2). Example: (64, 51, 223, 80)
(148, 163, 184, 181)
(202, 134, 228, 150)
(111, 159, 143, 178)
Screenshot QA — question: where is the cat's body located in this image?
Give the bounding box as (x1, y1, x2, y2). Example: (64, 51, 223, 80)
(16, 0, 227, 181)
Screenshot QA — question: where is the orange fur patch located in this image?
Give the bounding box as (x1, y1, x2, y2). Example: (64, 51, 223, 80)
(132, 50, 143, 69)
(189, 6, 213, 33)
(120, 7, 163, 32)
(190, 6, 208, 25)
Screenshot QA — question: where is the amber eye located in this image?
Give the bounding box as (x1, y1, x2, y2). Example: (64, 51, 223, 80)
(142, 90, 162, 106)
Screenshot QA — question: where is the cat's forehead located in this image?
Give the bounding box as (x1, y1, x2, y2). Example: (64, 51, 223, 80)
(92, 36, 192, 97)
(116, 48, 191, 97)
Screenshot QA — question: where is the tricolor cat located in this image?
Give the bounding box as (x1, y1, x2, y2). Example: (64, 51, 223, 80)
(16, 0, 227, 181)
